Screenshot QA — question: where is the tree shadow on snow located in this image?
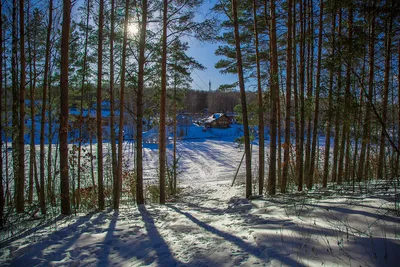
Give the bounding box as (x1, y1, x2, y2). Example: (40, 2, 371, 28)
(168, 205, 301, 267)
(138, 205, 181, 266)
(7, 211, 102, 265)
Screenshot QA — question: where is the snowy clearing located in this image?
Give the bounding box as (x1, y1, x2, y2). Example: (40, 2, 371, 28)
(1, 138, 400, 266)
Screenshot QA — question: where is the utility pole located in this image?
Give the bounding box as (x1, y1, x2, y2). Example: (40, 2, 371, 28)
(209, 80, 211, 92)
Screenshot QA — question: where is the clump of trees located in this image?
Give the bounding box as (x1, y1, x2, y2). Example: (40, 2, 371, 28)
(0, 0, 399, 227)
(213, 0, 400, 196)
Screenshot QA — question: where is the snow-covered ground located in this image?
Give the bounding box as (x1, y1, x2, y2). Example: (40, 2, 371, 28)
(1, 137, 400, 266)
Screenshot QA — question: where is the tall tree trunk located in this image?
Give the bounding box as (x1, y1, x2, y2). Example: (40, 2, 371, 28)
(159, 0, 168, 204)
(309, 0, 323, 189)
(342, 7, 353, 184)
(335, 8, 347, 186)
(252, 0, 265, 195)
(28, 5, 40, 204)
(40, 0, 52, 215)
(332, 9, 342, 185)
(0, 0, 4, 227)
(48, 64, 55, 207)
(268, 0, 279, 195)
(282, 0, 292, 193)
(97, 0, 105, 210)
(77, 0, 90, 209)
(304, 0, 313, 189)
(397, 40, 400, 181)
(116, 0, 130, 210)
(232, 0, 252, 198)
(322, 8, 336, 188)
(378, 2, 393, 180)
(357, 0, 376, 183)
(293, 0, 300, 189)
(17, 0, 26, 213)
(109, 0, 117, 208)
(59, 0, 72, 215)
(298, 0, 306, 191)
(12, 0, 19, 212)
(173, 73, 177, 195)
(136, 0, 148, 205)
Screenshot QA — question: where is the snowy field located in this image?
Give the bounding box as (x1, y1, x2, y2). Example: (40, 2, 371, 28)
(1, 136, 400, 266)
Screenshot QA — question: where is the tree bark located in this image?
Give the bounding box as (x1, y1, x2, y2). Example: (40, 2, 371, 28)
(97, 0, 105, 210)
(268, 0, 279, 195)
(109, 0, 118, 209)
(17, 0, 26, 213)
(252, 0, 265, 195)
(116, 0, 130, 210)
(159, 0, 168, 204)
(0, 0, 4, 227)
(77, 0, 90, 209)
(322, 7, 336, 188)
(357, 0, 376, 183)
(40, 0, 53, 215)
(59, 0, 72, 215)
(378, 1, 393, 180)
(309, 0, 323, 189)
(282, 0, 292, 194)
(232, 0, 252, 198)
(298, 0, 306, 191)
(12, 0, 19, 209)
(136, 0, 148, 205)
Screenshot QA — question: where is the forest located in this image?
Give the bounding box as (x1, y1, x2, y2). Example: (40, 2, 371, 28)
(1, 0, 400, 265)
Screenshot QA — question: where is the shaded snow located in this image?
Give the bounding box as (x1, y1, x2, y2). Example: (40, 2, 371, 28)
(1, 138, 400, 266)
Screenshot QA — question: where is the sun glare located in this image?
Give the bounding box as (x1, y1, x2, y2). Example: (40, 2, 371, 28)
(128, 23, 139, 36)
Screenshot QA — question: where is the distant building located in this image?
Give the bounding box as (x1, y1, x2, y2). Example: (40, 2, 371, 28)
(204, 113, 231, 128)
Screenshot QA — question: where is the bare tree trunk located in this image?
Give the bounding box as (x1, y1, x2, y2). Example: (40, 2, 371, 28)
(0, 0, 4, 227)
(293, 0, 300, 189)
(59, 0, 72, 215)
(322, 8, 336, 188)
(17, 0, 26, 213)
(173, 76, 177, 195)
(48, 65, 55, 207)
(77, 0, 90, 209)
(12, 0, 20, 211)
(397, 40, 400, 181)
(342, 8, 353, 184)
(96, 0, 105, 210)
(27, 5, 40, 203)
(378, 1, 393, 180)
(267, 0, 279, 195)
(332, 9, 342, 185)
(298, 0, 306, 191)
(282, 0, 292, 194)
(252, 0, 265, 195)
(357, 1, 376, 183)
(232, 0, 252, 198)
(136, 0, 148, 205)
(4, 40, 10, 207)
(109, 0, 117, 208)
(116, 0, 130, 210)
(159, 0, 168, 204)
(40, 0, 52, 215)
(309, 0, 323, 189)
(304, 0, 313, 189)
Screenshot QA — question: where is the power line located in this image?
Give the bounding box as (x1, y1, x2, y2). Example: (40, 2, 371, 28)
(192, 70, 209, 88)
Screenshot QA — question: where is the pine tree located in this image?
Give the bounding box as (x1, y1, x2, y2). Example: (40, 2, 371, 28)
(60, 0, 72, 215)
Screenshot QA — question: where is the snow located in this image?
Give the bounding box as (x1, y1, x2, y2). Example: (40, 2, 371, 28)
(1, 132, 400, 266)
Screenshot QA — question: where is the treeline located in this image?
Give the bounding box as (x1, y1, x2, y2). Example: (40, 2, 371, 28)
(184, 90, 256, 114)
(0, 0, 211, 225)
(1, 0, 400, 226)
(213, 0, 400, 197)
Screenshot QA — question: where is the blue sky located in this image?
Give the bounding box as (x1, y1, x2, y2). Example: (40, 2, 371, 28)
(185, 0, 238, 91)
